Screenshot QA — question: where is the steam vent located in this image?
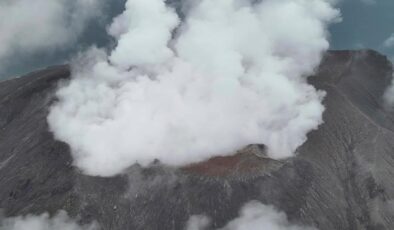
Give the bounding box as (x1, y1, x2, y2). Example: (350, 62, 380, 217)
(1, 50, 394, 229)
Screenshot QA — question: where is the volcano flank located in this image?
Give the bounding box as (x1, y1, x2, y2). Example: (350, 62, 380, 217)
(1, 50, 394, 229)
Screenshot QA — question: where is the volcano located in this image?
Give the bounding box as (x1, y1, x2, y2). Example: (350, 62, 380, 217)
(0, 50, 394, 229)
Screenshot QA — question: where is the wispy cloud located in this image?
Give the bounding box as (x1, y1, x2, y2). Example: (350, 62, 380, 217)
(186, 201, 316, 230)
(0, 211, 99, 230)
(0, 0, 103, 70)
(383, 34, 394, 48)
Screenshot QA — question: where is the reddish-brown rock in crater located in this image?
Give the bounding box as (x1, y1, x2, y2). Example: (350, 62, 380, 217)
(182, 145, 285, 177)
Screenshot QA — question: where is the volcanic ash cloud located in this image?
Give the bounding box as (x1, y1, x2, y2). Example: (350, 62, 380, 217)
(48, 0, 340, 176)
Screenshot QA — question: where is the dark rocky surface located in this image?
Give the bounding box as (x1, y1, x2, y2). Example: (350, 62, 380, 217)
(0, 50, 394, 230)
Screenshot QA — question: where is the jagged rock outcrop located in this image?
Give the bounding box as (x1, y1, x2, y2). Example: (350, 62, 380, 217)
(0, 50, 394, 230)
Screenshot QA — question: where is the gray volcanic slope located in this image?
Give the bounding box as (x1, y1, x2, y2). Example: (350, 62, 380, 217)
(1, 50, 394, 230)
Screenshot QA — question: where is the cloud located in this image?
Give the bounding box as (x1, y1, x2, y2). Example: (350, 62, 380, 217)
(0, 0, 103, 70)
(383, 34, 394, 48)
(0, 211, 99, 230)
(48, 0, 340, 176)
(186, 201, 316, 230)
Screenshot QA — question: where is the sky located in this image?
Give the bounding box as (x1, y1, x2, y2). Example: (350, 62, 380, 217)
(0, 0, 393, 79)
(331, 0, 394, 59)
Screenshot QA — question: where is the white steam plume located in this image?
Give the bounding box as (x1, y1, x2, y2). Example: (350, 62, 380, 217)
(186, 201, 316, 230)
(48, 0, 340, 176)
(0, 211, 99, 230)
(0, 0, 102, 70)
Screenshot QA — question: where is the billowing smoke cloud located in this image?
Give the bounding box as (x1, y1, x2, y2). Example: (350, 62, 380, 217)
(48, 0, 340, 176)
(0, 0, 102, 71)
(0, 211, 99, 230)
(186, 201, 316, 230)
